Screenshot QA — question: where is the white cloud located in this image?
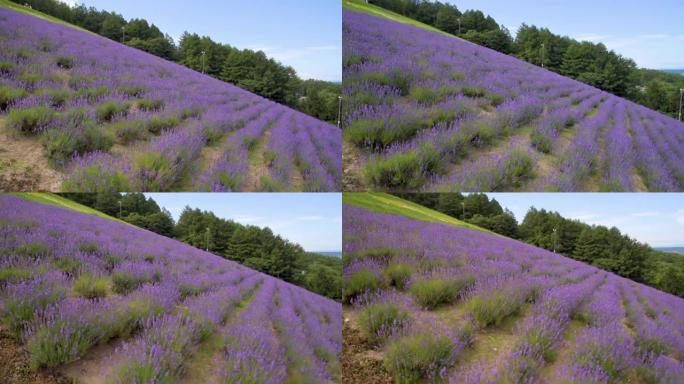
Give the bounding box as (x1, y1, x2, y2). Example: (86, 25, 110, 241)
(59, 0, 79, 7)
(568, 211, 599, 221)
(630, 211, 661, 217)
(245, 44, 340, 61)
(574, 33, 611, 42)
(297, 215, 325, 221)
(233, 215, 265, 224)
(676, 209, 684, 225)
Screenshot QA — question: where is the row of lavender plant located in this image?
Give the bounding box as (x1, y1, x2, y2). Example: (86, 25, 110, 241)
(343, 201, 684, 383)
(343, 8, 684, 191)
(0, 8, 341, 191)
(0, 195, 342, 382)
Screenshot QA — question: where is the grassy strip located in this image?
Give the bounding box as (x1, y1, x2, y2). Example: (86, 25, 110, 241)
(11, 193, 132, 226)
(0, 0, 92, 33)
(343, 0, 455, 38)
(343, 192, 493, 233)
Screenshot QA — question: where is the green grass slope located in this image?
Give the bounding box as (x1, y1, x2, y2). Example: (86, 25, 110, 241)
(12, 193, 131, 225)
(343, 192, 493, 234)
(0, 0, 91, 32)
(343, 0, 455, 38)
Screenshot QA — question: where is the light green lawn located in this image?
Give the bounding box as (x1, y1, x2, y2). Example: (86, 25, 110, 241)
(12, 193, 132, 225)
(343, 0, 457, 38)
(0, 0, 91, 32)
(343, 192, 493, 234)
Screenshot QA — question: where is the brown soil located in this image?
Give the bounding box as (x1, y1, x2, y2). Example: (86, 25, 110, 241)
(538, 319, 584, 382)
(342, 317, 393, 384)
(0, 126, 64, 191)
(59, 339, 127, 384)
(343, 140, 366, 191)
(0, 327, 69, 384)
(246, 129, 272, 191)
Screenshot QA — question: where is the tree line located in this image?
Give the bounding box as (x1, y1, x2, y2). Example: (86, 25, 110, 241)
(368, 0, 684, 119)
(60, 193, 342, 301)
(10, 0, 341, 123)
(396, 193, 684, 298)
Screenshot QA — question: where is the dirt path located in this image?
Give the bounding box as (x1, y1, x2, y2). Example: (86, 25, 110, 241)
(178, 285, 262, 384)
(0, 125, 64, 192)
(59, 338, 128, 384)
(0, 327, 67, 384)
(448, 304, 529, 381)
(436, 125, 534, 190)
(246, 129, 273, 191)
(343, 140, 367, 191)
(538, 319, 584, 382)
(342, 307, 393, 384)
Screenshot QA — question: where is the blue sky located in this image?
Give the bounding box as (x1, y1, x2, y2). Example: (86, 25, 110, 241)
(69, 0, 341, 81)
(451, 0, 684, 69)
(485, 193, 684, 247)
(145, 193, 342, 252)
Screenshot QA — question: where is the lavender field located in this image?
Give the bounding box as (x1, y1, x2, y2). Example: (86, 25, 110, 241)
(0, 195, 341, 383)
(342, 9, 684, 192)
(0, 7, 341, 191)
(343, 195, 684, 383)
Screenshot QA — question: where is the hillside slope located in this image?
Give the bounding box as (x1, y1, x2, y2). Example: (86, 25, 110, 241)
(342, 8, 684, 192)
(343, 195, 684, 383)
(0, 195, 341, 383)
(0, 7, 341, 192)
(343, 192, 491, 233)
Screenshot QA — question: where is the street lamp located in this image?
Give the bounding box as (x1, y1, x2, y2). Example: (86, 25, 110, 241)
(679, 88, 683, 122)
(540, 43, 545, 68)
(337, 95, 343, 129)
(201, 51, 206, 74)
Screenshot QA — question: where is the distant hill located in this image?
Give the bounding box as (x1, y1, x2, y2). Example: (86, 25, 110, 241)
(316, 251, 342, 257)
(661, 69, 684, 76)
(655, 246, 684, 254)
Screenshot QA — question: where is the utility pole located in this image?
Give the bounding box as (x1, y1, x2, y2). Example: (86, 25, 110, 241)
(458, 18, 461, 34)
(461, 202, 465, 218)
(118, 200, 122, 218)
(679, 88, 683, 122)
(552, 227, 557, 253)
(121, 26, 125, 43)
(205, 227, 210, 251)
(540, 43, 545, 68)
(201, 51, 206, 74)
(337, 95, 342, 129)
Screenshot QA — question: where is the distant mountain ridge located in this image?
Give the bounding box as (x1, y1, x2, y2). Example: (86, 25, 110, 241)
(655, 246, 684, 254)
(315, 251, 342, 257)
(661, 69, 684, 75)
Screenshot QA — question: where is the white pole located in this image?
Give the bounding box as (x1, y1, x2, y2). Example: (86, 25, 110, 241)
(205, 227, 210, 251)
(679, 89, 683, 122)
(201, 51, 206, 74)
(541, 43, 545, 68)
(337, 96, 342, 128)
